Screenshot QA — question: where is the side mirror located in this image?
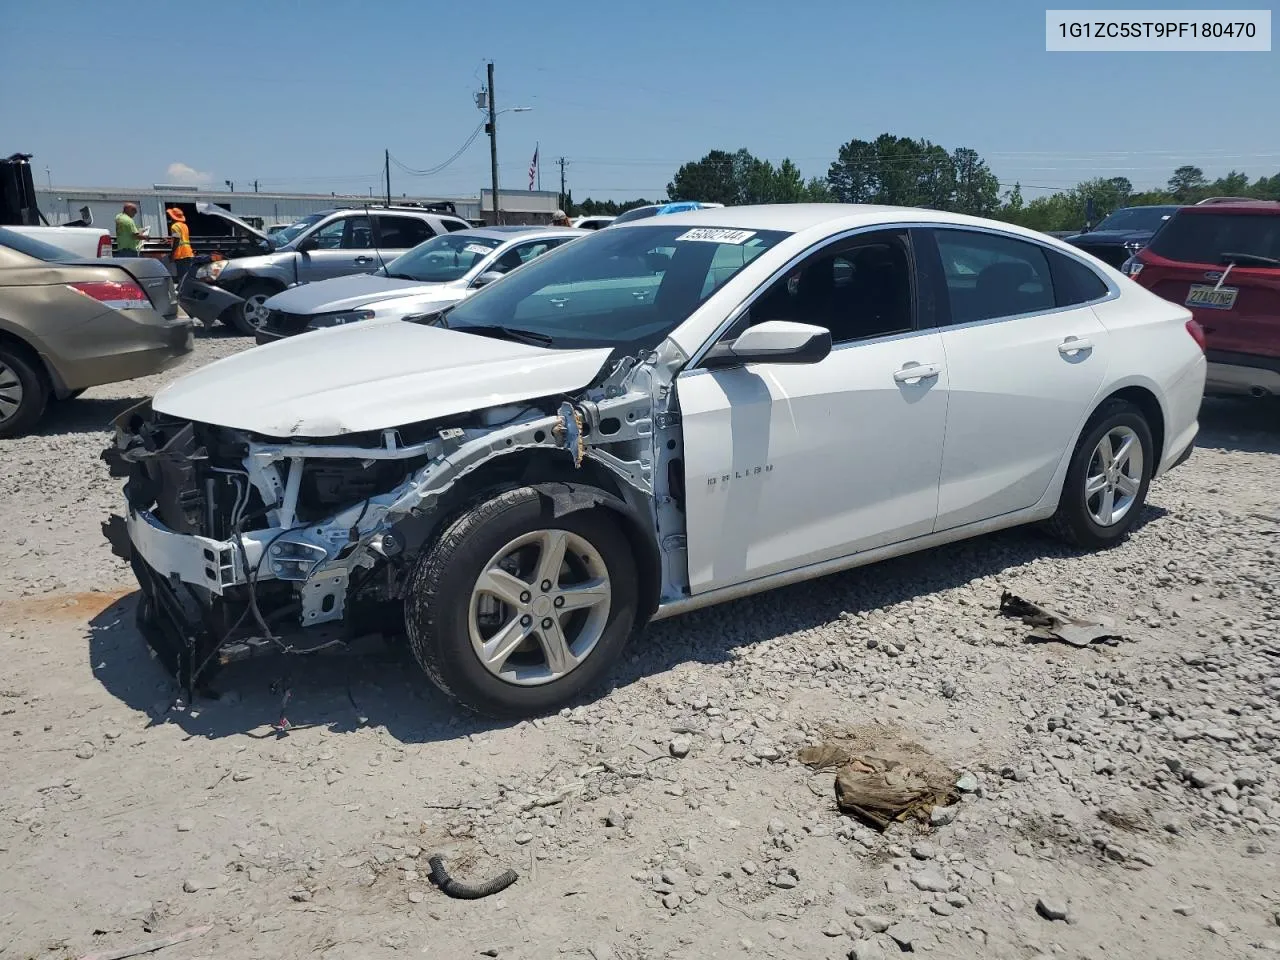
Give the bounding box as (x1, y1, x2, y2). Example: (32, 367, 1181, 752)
(702, 320, 832, 369)
(472, 270, 505, 288)
(296, 236, 317, 253)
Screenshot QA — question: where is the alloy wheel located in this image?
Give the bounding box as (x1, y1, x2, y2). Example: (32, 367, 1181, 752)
(242, 295, 271, 329)
(468, 528, 612, 686)
(1084, 425, 1144, 527)
(0, 359, 24, 425)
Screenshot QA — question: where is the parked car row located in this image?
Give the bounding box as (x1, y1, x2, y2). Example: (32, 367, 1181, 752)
(103, 203, 1207, 718)
(255, 226, 584, 343)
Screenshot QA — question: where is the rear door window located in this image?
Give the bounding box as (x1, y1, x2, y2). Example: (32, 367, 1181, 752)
(375, 216, 434, 248)
(1047, 249, 1110, 306)
(934, 230, 1055, 323)
(1147, 211, 1280, 266)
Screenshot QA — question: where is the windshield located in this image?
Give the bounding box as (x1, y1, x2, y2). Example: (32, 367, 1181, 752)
(611, 205, 662, 225)
(0, 227, 79, 261)
(269, 213, 324, 248)
(442, 224, 789, 353)
(1093, 206, 1179, 233)
(382, 233, 502, 282)
(1147, 210, 1280, 265)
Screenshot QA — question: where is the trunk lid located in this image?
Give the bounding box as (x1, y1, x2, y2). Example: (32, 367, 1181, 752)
(116, 256, 179, 318)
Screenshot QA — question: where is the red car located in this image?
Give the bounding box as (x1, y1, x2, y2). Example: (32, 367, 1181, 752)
(1126, 200, 1280, 398)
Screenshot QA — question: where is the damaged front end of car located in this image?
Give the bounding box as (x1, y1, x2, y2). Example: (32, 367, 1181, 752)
(101, 345, 685, 694)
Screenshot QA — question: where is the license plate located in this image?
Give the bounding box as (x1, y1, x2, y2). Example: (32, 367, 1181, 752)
(1185, 284, 1238, 310)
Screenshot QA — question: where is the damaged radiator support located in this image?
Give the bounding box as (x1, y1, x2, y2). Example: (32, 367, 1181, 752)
(102, 368, 672, 692)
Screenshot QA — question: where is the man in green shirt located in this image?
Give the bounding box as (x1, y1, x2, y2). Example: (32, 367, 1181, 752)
(113, 202, 147, 257)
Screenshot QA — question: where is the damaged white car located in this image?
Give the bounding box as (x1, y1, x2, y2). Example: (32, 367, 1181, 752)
(104, 205, 1207, 717)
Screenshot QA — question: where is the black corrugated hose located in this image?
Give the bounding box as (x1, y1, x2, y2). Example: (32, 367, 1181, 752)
(427, 853, 518, 899)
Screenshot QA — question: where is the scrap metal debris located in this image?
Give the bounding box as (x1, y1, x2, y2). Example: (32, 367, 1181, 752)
(797, 725, 960, 831)
(427, 853, 518, 900)
(999, 591, 1125, 648)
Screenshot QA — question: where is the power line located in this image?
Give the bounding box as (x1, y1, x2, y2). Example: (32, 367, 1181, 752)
(389, 121, 488, 177)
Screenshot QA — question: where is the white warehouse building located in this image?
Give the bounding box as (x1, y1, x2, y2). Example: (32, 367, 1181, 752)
(33, 185, 562, 236)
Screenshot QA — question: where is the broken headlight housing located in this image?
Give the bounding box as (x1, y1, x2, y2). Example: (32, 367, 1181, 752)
(195, 260, 228, 282)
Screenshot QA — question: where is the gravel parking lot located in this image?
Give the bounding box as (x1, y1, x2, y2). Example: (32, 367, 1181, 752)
(1, 329, 1278, 960)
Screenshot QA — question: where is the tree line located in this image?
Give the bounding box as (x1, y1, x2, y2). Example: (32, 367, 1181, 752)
(566, 135, 1280, 232)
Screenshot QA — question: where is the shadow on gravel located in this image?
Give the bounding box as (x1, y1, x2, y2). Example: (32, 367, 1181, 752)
(31, 396, 149, 437)
(85, 504, 1168, 744)
(86, 593, 499, 745)
(613, 504, 1168, 693)
(1196, 397, 1280, 455)
(194, 323, 248, 341)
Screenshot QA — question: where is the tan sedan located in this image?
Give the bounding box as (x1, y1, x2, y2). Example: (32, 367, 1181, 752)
(0, 227, 193, 437)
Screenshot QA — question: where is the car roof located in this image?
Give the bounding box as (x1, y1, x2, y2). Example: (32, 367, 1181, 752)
(610, 202, 1028, 233)
(317, 206, 464, 218)
(452, 226, 585, 241)
(1179, 200, 1280, 215)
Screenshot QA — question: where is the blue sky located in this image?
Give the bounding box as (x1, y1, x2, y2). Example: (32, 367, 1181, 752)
(3, 0, 1275, 201)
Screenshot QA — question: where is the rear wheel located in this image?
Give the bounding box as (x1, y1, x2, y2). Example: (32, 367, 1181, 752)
(404, 487, 638, 718)
(1046, 399, 1153, 549)
(225, 281, 279, 335)
(0, 345, 48, 439)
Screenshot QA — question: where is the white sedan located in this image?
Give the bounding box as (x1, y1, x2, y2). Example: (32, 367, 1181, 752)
(106, 204, 1207, 718)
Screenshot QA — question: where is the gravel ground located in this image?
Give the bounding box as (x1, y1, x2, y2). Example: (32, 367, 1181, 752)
(1, 330, 1278, 960)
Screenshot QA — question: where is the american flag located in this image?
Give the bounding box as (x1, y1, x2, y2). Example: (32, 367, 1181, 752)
(528, 144, 539, 190)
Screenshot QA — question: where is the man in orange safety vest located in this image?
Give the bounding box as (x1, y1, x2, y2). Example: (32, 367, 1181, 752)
(167, 207, 196, 289)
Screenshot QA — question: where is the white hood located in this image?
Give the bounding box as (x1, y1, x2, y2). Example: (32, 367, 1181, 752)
(152, 318, 613, 437)
(263, 273, 442, 315)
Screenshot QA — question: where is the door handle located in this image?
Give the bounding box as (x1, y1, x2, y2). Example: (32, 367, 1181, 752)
(631, 290, 650, 300)
(353, 255, 375, 264)
(549, 297, 569, 307)
(1058, 336, 1093, 356)
(893, 361, 941, 384)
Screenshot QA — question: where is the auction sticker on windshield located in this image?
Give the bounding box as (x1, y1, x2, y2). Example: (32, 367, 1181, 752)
(675, 228, 757, 244)
(464, 243, 494, 255)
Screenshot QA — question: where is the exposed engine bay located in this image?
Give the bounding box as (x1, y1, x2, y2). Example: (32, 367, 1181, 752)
(101, 343, 690, 691)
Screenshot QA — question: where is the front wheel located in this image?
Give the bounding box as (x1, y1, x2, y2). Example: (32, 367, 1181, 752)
(404, 487, 638, 718)
(1047, 399, 1154, 549)
(225, 281, 279, 336)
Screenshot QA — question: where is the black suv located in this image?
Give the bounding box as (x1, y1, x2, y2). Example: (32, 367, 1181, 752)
(1064, 205, 1181, 269)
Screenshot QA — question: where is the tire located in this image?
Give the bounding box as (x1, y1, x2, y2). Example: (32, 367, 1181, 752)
(0, 344, 49, 439)
(226, 280, 279, 336)
(404, 486, 639, 719)
(1046, 399, 1154, 549)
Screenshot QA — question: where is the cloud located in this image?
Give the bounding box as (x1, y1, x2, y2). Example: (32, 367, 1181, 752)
(166, 162, 213, 185)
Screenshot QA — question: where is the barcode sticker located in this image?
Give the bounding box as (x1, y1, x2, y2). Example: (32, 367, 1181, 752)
(674, 228, 757, 244)
(464, 243, 493, 255)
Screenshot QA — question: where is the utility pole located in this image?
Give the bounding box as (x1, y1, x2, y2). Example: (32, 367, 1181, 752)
(557, 157, 567, 212)
(384, 149, 392, 207)
(486, 61, 500, 225)
(253, 180, 259, 193)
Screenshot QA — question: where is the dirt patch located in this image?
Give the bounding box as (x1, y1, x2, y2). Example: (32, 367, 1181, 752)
(0, 587, 133, 622)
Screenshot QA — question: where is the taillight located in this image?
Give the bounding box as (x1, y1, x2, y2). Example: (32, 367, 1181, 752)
(96, 234, 112, 258)
(67, 280, 150, 310)
(1186, 318, 1206, 351)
